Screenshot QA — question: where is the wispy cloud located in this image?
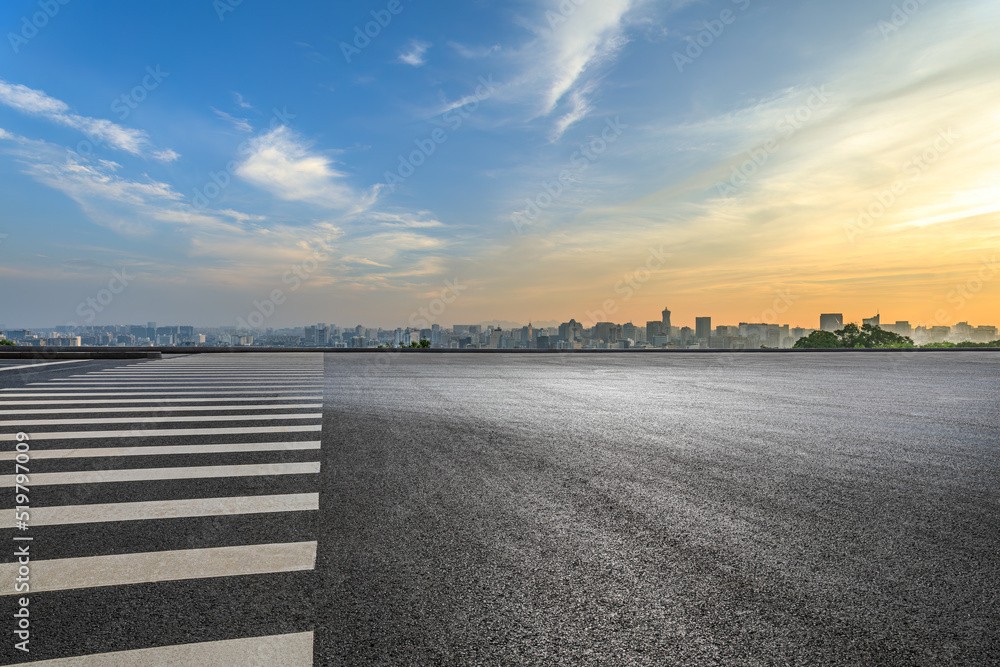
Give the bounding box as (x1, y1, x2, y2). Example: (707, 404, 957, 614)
(550, 82, 596, 141)
(211, 106, 253, 133)
(368, 211, 446, 228)
(0, 78, 177, 161)
(480, 1, 636, 140)
(235, 125, 380, 212)
(232, 91, 252, 109)
(152, 149, 180, 163)
(398, 40, 432, 67)
(533, 0, 633, 116)
(448, 41, 500, 59)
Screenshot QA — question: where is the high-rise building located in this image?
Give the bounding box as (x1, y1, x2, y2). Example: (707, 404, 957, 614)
(661, 307, 671, 334)
(488, 328, 503, 349)
(863, 314, 880, 327)
(695, 317, 712, 341)
(820, 313, 843, 332)
(558, 319, 583, 342)
(594, 322, 620, 344)
(973, 325, 998, 342)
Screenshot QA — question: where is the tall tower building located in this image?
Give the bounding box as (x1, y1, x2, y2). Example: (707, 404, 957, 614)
(695, 317, 712, 341)
(661, 307, 671, 332)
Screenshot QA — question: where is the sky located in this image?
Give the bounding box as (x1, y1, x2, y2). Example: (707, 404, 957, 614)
(0, 0, 998, 330)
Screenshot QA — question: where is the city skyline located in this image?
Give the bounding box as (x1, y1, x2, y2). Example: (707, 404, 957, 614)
(3, 307, 999, 334)
(1, 2, 999, 327)
(4, 305, 997, 350)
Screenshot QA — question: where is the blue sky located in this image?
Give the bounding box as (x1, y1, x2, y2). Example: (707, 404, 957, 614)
(1, 0, 998, 329)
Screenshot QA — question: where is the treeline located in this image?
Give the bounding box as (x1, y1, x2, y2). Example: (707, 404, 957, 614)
(920, 340, 1000, 348)
(794, 323, 913, 349)
(794, 323, 999, 349)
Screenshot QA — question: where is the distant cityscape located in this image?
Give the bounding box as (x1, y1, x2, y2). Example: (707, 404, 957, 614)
(1, 308, 997, 349)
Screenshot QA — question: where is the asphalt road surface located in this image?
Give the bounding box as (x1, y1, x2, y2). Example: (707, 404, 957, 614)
(0, 352, 998, 665)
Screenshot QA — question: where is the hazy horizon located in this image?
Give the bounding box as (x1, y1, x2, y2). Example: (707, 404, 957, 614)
(2, 0, 998, 329)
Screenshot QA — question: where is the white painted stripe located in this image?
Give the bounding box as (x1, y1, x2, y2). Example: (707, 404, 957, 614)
(0, 396, 320, 405)
(73, 375, 323, 379)
(0, 493, 319, 526)
(0, 542, 317, 595)
(49, 374, 323, 387)
(122, 369, 320, 373)
(21, 384, 322, 389)
(0, 396, 323, 410)
(0, 391, 321, 397)
(92, 369, 324, 373)
(0, 403, 322, 415)
(0, 413, 321, 426)
(0, 360, 89, 373)
(0, 461, 320, 486)
(0, 440, 321, 460)
(1, 424, 321, 440)
(6, 632, 314, 666)
(132, 361, 321, 364)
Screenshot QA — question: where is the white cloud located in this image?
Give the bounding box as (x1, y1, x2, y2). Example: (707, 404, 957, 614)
(550, 82, 596, 141)
(398, 40, 432, 67)
(449, 42, 500, 59)
(235, 125, 380, 212)
(152, 149, 180, 163)
(211, 106, 253, 133)
(232, 91, 252, 109)
(368, 211, 445, 228)
(536, 0, 634, 115)
(0, 80, 69, 115)
(0, 132, 451, 293)
(488, 0, 636, 139)
(0, 78, 177, 159)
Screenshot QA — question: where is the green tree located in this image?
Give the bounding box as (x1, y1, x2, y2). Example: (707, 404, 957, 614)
(793, 324, 913, 349)
(793, 330, 843, 349)
(0, 339, 14, 346)
(419, 338, 431, 348)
